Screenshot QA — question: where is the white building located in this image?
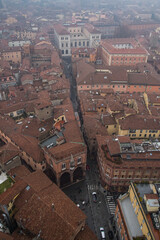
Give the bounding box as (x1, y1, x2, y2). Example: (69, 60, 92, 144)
(54, 23, 101, 57)
(8, 40, 31, 47)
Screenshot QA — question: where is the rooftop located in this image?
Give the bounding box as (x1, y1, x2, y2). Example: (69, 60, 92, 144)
(119, 194, 143, 239)
(101, 38, 148, 55)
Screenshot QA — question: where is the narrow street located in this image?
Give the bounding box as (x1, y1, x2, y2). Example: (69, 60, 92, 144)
(62, 58, 118, 240)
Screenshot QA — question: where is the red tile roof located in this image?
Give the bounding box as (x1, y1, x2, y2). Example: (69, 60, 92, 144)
(0, 232, 14, 240)
(54, 24, 70, 35)
(101, 38, 148, 55)
(75, 225, 98, 240)
(119, 115, 160, 130)
(0, 180, 27, 205)
(13, 171, 86, 240)
(8, 165, 31, 181)
(0, 142, 20, 164)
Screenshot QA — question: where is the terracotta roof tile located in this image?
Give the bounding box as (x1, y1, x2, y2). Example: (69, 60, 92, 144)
(12, 229, 32, 240)
(0, 232, 14, 240)
(14, 172, 86, 240)
(15, 194, 75, 240)
(75, 225, 98, 240)
(54, 24, 70, 35)
(8, 165, 31, 181)
(101, 38, 148, 55)
(0, 180, 27, 205)
(119, 115, 160, 130)
(0, 142, 20, 164)
(23, 171, 52, 193)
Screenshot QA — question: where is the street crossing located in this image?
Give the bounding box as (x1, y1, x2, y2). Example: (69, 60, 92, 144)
(87, 184, 99, 191)
(106, 195, 116, 215)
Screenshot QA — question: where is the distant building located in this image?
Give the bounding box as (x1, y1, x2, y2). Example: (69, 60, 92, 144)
(76, 63, 160, 94)
(34, 100, 53, 121)
(54, 23, 101, 57)
(72, 47, 97, 62)
(8, 40, 31, 48)
(1, 47, 22, 64)
(101, 38, 149, 66)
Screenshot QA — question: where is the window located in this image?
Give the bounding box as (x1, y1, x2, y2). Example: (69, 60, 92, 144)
(79, 42, 81, 46)
(65, 37, 68, 40)
(83, 41, 85, 46)
(77, 157, 81, 164)
(61, 50, 64, 54)
(62, 163, 66, 170)
(75, 42, 77, 47)
(129, 129, 136, 133)
(66, 50, 68, 54)
(61, 37, 64, 40)
(66, 43, 68, 47)
(87, 41, 89, 47)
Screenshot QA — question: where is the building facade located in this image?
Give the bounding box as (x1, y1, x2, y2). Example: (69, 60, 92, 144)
(96, 135, 160, 191)
(101, 38, 148, 66)
(115, 182, 160, 240)
(54, 23, 101, 57)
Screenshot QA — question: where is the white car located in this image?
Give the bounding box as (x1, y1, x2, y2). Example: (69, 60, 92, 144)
(100, 227, 106, 239)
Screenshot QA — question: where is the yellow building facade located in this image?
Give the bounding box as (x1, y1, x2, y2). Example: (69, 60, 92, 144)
(129, 183, 155, 240)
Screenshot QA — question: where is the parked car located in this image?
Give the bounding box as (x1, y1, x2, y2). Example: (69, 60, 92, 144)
(92, 192, 97, 202)
(108, 230, 114, 239)
(100, 227, 106, 239)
